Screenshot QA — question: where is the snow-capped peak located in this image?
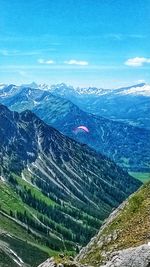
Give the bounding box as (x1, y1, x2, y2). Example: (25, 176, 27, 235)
(21, 82, 50, 90)
(0, 83, 7, 90)
(75, 86, 107, 95)
(38, 83, 50, 90)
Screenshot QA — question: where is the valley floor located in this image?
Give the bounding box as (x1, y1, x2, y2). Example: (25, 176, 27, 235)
(129, 172, 150, 183)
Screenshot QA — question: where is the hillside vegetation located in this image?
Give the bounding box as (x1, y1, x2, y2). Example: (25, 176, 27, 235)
(76, 182, 150, 266)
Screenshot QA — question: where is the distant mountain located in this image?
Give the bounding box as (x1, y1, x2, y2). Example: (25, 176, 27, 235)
(4, 81, 149, 130)
(0, 104, 141, 266)
(33, 100, 150, 173)
(21, 82, 50, 90)
(0, 85, 150, 172)
(50, 82, 150, 97)
(49, 83, 150, 130)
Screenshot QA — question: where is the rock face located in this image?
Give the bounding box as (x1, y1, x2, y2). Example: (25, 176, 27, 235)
(101, 244, 150, 267)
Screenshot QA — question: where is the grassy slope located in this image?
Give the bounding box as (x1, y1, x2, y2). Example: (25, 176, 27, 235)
(14, 173, 56, 206)
(13, 173, 101, 243)
(1, 172, 93, 266)
(0, 213, 57, 267)
(0, 230, 51, 267)
(0, 180, 61, 266)
(0, 249, 19, 267)
(78, 182, 150, 266)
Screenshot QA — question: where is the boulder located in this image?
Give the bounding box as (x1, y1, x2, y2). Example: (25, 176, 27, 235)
(101, 244, 150, 267)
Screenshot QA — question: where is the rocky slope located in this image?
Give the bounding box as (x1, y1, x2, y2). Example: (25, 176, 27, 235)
(37, 182, 150, 267)
(76, 181, 150, 266)
(0, 104, 141, 266)
(0, 84, 150, 172)
(37, 245, 150, 267)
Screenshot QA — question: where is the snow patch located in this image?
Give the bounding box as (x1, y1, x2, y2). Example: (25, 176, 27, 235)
(9, 248, 24, 266)
(0, 84, 6, 90)
(0, 176, 5, 182)
(21, 172, 32, 185)
(33, 100, 39, 105)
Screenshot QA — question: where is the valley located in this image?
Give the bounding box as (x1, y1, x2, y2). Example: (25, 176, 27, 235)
(129, 172, 150, 183)
(39, 181, 150, 267)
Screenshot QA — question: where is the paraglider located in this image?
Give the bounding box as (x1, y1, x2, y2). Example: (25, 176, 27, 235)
(73, 125, 89, 134)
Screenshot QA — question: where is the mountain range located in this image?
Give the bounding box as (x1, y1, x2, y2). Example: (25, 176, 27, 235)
(1, 82, 150, 130)
(49, 83, 150, 130)
(0, 104, 141, 267)
(0, 84, 150, 172)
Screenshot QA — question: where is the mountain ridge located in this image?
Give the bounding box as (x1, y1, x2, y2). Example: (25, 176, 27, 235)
(0, 86, 150, 172)
(0, 104, 141, 266)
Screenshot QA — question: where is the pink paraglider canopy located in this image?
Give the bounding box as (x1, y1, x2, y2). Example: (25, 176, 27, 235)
(74, 126, 89, 133)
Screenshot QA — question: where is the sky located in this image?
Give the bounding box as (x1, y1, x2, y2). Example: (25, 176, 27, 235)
(0, 0, 150, 88)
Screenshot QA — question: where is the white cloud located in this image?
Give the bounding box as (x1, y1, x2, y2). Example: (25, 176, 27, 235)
(37, 58, 54, 64)
(125, 57, 150, 67)
(64, 59, 89, 66)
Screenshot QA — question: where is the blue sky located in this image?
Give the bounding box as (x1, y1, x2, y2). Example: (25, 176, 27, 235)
(0, 0, 150, 88)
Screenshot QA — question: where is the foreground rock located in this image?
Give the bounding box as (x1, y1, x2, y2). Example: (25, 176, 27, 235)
(37, 257, 89, 267)
(38, 257, 92, 267)
(37, 244, 150, 267)
(101, 244, 150, 267)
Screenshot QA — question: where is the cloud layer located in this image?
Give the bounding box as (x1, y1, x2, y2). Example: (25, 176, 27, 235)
(37, 58, 89, 66)
(125, 57, 150, 67)
(64, 59, 89, 66)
